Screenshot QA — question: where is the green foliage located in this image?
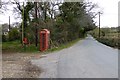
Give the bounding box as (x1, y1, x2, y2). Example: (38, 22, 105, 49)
(2, 40, 21, 53)
(2, 34, 7, 42)
(97, 38, 118, 49)
(8, 28, 20, 41)
(20, 2, 96, 44)
(3, 1, 97, 52)
(56, 2, 95, 41)
(2, 40, 39, 53)
(48, 38, 81, 52)
(90, 27, 119, 49)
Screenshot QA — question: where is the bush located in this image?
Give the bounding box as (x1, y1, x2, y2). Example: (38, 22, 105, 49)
(2, 34, 7, 42)
(97, 37, 118, 48)
(8, 28, 20, 41)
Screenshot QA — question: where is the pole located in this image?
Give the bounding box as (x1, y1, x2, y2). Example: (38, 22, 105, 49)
(8, 16, 10, 41)
(9, 16, 10, 32)
(35, 2, 38, 47)
(98, 12, 101, 38)
(22, 2, 24, 45)
(22, 2, 26, 51)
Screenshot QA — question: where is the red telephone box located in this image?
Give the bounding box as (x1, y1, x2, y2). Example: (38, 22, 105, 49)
(40, 29, 50, 51)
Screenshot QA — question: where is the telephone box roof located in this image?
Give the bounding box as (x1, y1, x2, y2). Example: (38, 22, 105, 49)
(42, 29, 50, 33)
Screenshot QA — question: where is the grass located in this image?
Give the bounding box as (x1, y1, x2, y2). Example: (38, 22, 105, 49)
(2, 37, 83, 53)
(2, 40, 39, 53)
(2, 40, 21, 52)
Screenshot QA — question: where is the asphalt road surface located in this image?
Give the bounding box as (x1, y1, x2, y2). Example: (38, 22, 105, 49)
(31, 35, 118, 78)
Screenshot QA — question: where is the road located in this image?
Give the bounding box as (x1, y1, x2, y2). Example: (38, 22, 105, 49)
(31, 35, 118, 78)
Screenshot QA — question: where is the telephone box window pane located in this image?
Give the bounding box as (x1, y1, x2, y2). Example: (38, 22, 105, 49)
(42, 34, 45, 49)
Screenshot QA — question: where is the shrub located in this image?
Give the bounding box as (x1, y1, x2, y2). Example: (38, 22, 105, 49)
(8, 28, 20, 41)
(97, 37, 118, 48)
(2, 34, 7, 42)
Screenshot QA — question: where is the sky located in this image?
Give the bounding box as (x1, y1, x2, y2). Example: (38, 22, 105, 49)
(88, 0, 119, 27)
(0, 0, 120, 27)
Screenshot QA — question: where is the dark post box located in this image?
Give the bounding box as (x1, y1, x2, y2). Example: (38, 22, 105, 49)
(23, 37, 28, 44)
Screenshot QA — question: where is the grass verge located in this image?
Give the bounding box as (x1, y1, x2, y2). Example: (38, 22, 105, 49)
(96, 37, 119, 49)
(47, 38, 81, 53)
(2, 40, 39, 53)
(2, 36, 85, 53)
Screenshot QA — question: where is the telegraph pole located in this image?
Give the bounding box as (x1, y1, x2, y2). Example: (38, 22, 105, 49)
(8, 16, 10, 41)
(22, 2, 24, 45)
(9, 16, 10, 32)
(98, 12, 101, 38)
(35, 2, 38, 47)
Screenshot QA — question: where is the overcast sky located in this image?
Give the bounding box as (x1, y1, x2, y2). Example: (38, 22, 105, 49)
(89, 0, 119, 27)
(0, 0, 119, 27)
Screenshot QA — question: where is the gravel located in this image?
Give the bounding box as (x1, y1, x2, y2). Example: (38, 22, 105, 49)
(2, 53, 41, 78)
